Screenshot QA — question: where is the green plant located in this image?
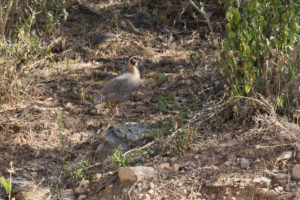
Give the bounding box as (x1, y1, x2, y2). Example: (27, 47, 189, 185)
(1, 162, 13, 200)
(176, 129, 195, 152)
(108, 145, 130, 168)
(56, 110, 63, 128)
(71, 159, 92, 181)
(1, 177, 11, 198)
(221, 0, 300, 96)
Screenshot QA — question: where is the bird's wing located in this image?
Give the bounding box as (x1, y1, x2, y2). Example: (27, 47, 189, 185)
(100, 73, 139, 100)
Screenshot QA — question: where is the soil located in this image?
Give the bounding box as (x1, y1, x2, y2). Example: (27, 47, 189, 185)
(0, 0, 299, 200)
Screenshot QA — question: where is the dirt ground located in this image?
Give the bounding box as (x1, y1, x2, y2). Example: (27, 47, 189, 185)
(0, 0, 300, 200)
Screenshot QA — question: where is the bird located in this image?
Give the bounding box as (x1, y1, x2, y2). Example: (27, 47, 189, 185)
(90, 55, 143, 117)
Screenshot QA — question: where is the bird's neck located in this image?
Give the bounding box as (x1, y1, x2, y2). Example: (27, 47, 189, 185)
(128, 63, 140, 78)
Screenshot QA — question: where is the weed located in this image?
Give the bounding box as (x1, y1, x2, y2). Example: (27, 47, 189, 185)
(108, 145, 130, 168)
(1, 162, 13, 200)
(71, 159, 92, 181)
(176, 129, 195, 152)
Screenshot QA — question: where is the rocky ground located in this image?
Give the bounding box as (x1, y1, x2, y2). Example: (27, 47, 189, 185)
(0, 0, 300, 200)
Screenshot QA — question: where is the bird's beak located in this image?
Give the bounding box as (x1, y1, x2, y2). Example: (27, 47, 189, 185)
(137, 56, 144, 61)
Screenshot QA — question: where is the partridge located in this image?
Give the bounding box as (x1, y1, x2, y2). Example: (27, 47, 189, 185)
(94, 55, 143, 117)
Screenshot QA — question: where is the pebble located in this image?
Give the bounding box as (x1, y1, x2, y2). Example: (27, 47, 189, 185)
(170, 164, 179, 173)
(78, 195, 86, 200)
(34, 148, 41, 158)
(276, 151, 293, 162)
(292, 164, 300, 180)
(160, 163, 170, 169)
(253, 177, 271, 188)
(149, 182, 155, 189)
(148, 189, 154, 195)
(177, 181, 183, 187)
(240, 158, 250, 169)
(143, 194, 151, 200)
(31, 172, 38, 178)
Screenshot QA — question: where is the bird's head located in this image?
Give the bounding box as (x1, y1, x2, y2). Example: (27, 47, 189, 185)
(129, 56, 143, 66)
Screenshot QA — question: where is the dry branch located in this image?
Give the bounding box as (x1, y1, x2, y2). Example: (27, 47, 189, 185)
(187, 0, 216, 42)
(0, 0, 14, 41)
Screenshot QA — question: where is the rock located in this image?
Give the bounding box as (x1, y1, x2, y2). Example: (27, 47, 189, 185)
(61, 189, 75, 200)
(170, 164, 179, 173)
(253, 177, 272, 188)
(143, 194, 151, 200)
(240, 158, 250, 169)
(275, 186, 283, 192)
(177, 181, 183, 187)
(90, 32, 116, 45)
(13, 186, 51, 200)
(148, 189, 154, 195)
(94, 173, 102, 182)
(34, 148, 41, 158)
(31, 172, 38, 178)
(104, 184, 113, 195)
(276, 151, 293, 162)
(292, 164, 300, 180)
(159, 163, 170, 169)
(149, 182, 155, 189)
(276, 173, 288, 185)
(96, 123, 153, 160)
(78, 195, 87, 200)
(75, 179, 89, 194)
(118, 166, 157, 186)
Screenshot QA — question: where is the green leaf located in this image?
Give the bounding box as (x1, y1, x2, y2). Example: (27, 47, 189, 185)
(229, 32, 236, 39)
(225, 23, 231, 33)
(233, 10, 240, 23)
(246, 45, 251, 57)
(245, 84, 251, 94)
(1, 177, 11, 195)
(156, 75, 168, 87)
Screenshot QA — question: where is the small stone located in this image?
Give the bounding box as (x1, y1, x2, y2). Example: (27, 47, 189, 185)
(292, 164, 300, 180)
(276, 173, 288, 185)
(118, 166, 157, 186)
(78, 195, 86, 200)
(94, 173, 102, 182)
(284, 185, 291, 192)
(61, 189, 75, 200)
(75, 178, 89, 194)
(149, 182, 155, 189)
(177, 181, 183, 187)
(170, 164, 179, 173)
(31, 172, 38, 178)
(104, 185, 113, 196)
(162, 157, 168, 162)
(253, 177, 272, 188)
(163, 195, 169, 199)
(143, 194, 151, 200)
(137, 194, 144, 199)
(240, 158, 250, 169)
(35, 148, 41, 158)
(275, 186, 283, 192)
(276, 151, 293, 162)
(148, 189, 154, 195)
(159, 163, 170, 169)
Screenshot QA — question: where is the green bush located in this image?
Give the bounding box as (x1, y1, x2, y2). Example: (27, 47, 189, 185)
(221, 0, 300, 96)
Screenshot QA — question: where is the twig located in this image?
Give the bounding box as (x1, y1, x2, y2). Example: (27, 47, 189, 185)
(187, 0, 215, 41)
(145, 100, 180, 114)
(128, 181, 138, 200)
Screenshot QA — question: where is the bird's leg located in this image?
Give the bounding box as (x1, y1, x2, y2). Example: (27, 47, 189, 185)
(120, 104, 134, 118)
(114, 104, 120, 116)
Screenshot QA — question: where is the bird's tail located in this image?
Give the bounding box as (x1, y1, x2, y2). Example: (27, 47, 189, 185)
(85, 93, 106, 113)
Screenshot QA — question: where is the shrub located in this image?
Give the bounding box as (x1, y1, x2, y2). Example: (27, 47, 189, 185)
(221, 0, 300, 97)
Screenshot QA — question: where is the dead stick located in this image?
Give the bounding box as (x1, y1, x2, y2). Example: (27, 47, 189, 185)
(187, 0, 215, 40)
